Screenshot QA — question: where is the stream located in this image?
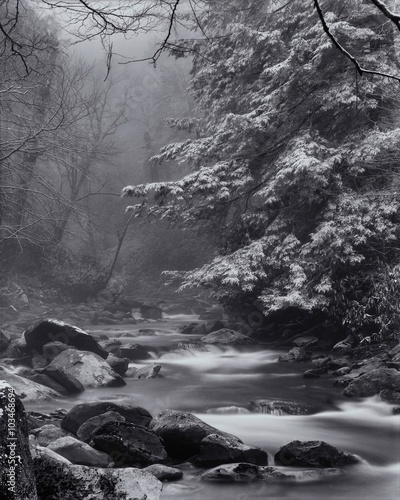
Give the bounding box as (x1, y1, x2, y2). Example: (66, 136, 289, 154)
(24, 314, 400, 500)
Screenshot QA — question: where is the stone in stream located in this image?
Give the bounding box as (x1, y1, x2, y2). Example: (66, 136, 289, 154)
(31, 423, 72, 447)
(108, 343, 152, 361)
(274, 440, 361, 467)
(200, 463, 342, 483)
(47, 436, 113, 467)
(343, 367, 400, 398)
(195, 433, 269, 467)
(380, 389, 400, 404)
(0, 329, 11, 351)
(45, 349, 125, 389)
(61, 401, 152, 434)
(91, 421, 168, 466)
(32, 445, 162, 500)
(0, 381, 38, 499)
(0, 365, 61, 401)
(36, 365, 85, 394)
(41, 341, 70, 362)
(28, 373, 70, 396)
(126, 363, 161, 379)
(150, 409, 244, 459)
(76, 411, 126, 443)
(106, 354, 129, 376)
(201, 328, 255, 345)
(278, 347, 310, 362)
(24, 319, 108, 359)
(143, 464, 183, 481)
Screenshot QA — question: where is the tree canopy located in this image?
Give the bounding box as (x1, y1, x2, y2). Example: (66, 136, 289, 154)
(123, 0, 400, 339)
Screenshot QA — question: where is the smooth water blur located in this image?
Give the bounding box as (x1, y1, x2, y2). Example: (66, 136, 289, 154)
(25, 315, 400, 500)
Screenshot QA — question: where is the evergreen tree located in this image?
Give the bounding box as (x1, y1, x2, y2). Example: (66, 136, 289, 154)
(123, 0, 400, 340)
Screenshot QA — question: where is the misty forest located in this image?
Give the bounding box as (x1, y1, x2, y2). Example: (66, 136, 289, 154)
(0, 1, 400, 499)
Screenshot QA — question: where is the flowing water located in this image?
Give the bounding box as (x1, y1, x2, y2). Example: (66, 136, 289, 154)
(25, 314, 400, 500)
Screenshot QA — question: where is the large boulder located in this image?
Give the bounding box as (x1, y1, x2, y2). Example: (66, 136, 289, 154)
(106, 355, 129, 377)
(143, 464, 183, 481)
(278, 347, 310, 362)
(61, 402, 152, 434)
(196, 433, 269, 467)
(46, 350, 125, 389)
(76, 411, 126, 443)
(36, 365, 85, 394)
(343, 367, 400, 398)
(0, 381, 38, 499)
(91, 421, 168, 466)
(275, 440, 361, 467)
(32, 445, 162, 500)
(126, 364, 161, 379)
(48, 436, 112, 467)
(201, 329, 255, 345)
(24, 319, 108, 359)
(28, 374, 70, 396)
(0, 366, 61, 401)
(150, 409, 240, 459)
(108, 343, 152, 361)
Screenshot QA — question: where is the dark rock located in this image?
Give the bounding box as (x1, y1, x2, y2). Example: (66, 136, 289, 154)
(181, 323, 207, 335)
(48, 436, 112, 467)
(312, 356, 331, 370)
(76, 411, 126, 443)
(61, 402, 152, 434)
(343, 367, 400, 398)
(303, 369, 320, 379)
(109, 343, 152, 361)
(31, 424, 71, 447)
(292, 336, 318, 347)
(0, 381, 38, 499)
(207, 320, 226, 333)
(278, 347, 310, 362)
(106, 355, 129, 376)
(46, 349, 125, 388)
(150, 409, 239, 459)
(380, 389, 400, 404)
(196, 433, 269, 467)
(328, 358, 351, 370)
(140, 304, 163, 319)
(91, 421, 167, 466)
(201, 329, 255, 345)
(200, 462, 264, 482)
(31, 354, 48, 370)
(200, 463, 342, 483)
(41, 342, 71, 362)
(126, 364, 161, 379)
(32, 445, 162, 499)
(143, 464, 183, 481)
(24, 319, 108, 359)
(28, 374, 69, 396)
(275, 440, 361, 467)
(331, 367, 352, 377)
(0, 329, 11, 351)
(38, 365, 85, 394)
(331, 340, 353, 355)
(393, 407, 400, 415)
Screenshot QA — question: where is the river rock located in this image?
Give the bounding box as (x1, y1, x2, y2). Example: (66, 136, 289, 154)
(278, 347, 310, 362)
(292, 336, 318, 347)
(108, 343, 152, 361)
(331, 339, 353, 355)
(196, 433, 269, 467)
(61, 402, 152, 434)
(140, 304, 163, 319)
(0, 381, 38, 499)
(143, 464, 183, 481)
(76, 411, 126, 443)
(343, 367, 400, 398)
(46, 349, 125, 389)
(150, 409, 239, 459)
(249, 399, 317, 415)
(48, 436, 112, 467)
(126, 364, 161, 379)
(380, 389, 400, 403)
(106, 354, 129, 376)
(41, 342, 70, 361)
(28, 374, 69, 396)
(274, 440, 361, 467)
(200, 463, 341, 483)
(181, 323, 207, 335)
(24, 319, 108, 359)
(0, 366, 61, 401)
(31, 424, 71, 447)
(91, 421, 167, 466)
(37, 365, 85, 394)
(201, 329, 255, 345)
(303, 369, 320, 379)
(32, 445, 162, 500)
(312, 356, 331, 370)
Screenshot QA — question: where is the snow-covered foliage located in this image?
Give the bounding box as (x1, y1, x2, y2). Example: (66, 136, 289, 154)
(124, 0, 400, 337)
